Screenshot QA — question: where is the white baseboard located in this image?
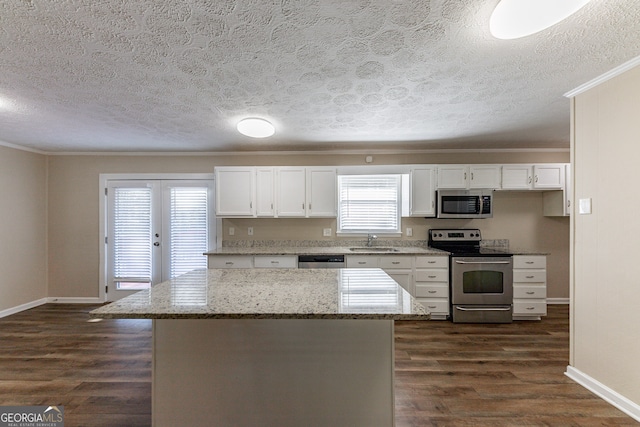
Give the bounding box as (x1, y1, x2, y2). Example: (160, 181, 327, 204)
(565, 366, 640, 422)
(0, 298, 48, 318)
(0, 297, 104, 318)
(547, 298, 570, 304)
(47, 297, 103, 304)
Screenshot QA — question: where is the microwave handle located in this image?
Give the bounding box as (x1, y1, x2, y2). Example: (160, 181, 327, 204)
(479, 195, 483, 214)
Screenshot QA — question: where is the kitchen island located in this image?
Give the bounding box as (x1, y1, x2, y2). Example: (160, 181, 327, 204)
(91, 268, 429, 427)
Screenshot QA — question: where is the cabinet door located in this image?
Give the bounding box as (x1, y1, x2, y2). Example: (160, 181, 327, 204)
(501, 165, 533, 190)
(215, 167, 255, 216)
(409, 167, 436, 216)
(276, 167, 306, 217)
(256, 168, 275, 217)
(533, 165, 564, 189)
(437, 165, 468, 189)
(306, 168, 336, 217)
(469, 165, 501, 189)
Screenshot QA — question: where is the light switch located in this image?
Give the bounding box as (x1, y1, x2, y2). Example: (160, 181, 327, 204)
(229, 227, 235, 236)
(323, 228, 332, 237)
(248, 227, 254, 236)
(406, 228, 413, 237)
(579, 198, 592, 215)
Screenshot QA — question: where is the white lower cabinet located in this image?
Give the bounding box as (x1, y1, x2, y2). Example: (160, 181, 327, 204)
(346, 255, 413, 294)
(414, 256, 450, 320)
(208, 256, 254, 269)
(512, 255, 547, 320)
(253, 256, 298, 269)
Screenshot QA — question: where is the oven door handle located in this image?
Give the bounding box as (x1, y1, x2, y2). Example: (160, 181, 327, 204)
(455, 306, 512, 312)
(454, 260, 511, 265)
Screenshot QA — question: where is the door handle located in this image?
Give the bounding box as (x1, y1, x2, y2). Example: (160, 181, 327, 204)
(454, 260, 510, 264)
(455, 306, 511, 312)
(153, 242, 160, 246)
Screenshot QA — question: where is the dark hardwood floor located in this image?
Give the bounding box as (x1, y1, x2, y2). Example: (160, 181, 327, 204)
(0, 304, 636, 426)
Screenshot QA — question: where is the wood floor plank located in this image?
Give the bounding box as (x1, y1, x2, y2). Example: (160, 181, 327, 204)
(0, 304, 636, 426)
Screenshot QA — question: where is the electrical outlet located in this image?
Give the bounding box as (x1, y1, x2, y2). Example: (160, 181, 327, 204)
(229, 227, 235, 236)
(406, 227, 413, 237)
(248, 227, 254, 236)
(323, 228, 332, 237)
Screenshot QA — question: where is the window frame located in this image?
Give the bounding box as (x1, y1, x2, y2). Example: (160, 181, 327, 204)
(336, 174, 402, 236)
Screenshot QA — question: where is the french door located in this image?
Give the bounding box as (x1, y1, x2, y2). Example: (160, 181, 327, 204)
(105, 179, 214, 301)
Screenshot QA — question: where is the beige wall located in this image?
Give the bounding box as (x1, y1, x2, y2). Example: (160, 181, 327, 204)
(0, 146, 47, 311)
(46, 151, 569, 299)
(572, 65, 640, 404)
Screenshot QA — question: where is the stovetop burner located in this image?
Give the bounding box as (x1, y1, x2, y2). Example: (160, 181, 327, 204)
(428, 228, 512, 257)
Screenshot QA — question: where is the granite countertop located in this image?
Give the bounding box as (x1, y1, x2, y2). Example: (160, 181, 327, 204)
(90, 268, 430, 321)
(205, 246, 448, 256)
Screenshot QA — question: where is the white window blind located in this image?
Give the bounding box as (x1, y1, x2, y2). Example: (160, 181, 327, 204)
(112, 187, 153, 287)
(338, 174, 401, 233)
(168, 187, 209, 278)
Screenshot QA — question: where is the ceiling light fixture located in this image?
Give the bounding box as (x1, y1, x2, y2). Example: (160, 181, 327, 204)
(236, 118, 275, 138)
(490, 0, 591, 40)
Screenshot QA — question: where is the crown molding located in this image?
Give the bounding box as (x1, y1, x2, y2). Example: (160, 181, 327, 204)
(565, 54, 640, 98)
(0, 139, 48, 155)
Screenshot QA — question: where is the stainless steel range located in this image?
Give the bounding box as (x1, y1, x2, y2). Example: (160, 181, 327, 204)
(428, 229, 513, 324)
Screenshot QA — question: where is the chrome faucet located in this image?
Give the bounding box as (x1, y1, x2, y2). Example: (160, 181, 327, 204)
(367, 233, 378, 247)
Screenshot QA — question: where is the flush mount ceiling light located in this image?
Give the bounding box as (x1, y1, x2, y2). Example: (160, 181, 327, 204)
(236, 117, 275, 138)
(490, 0, 591, 40)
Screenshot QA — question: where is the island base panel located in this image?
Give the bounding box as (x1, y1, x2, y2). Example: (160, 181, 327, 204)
(153, 319, 395, 427)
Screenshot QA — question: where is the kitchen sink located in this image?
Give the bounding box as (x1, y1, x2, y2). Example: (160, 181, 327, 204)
(350, 247, 399, 252)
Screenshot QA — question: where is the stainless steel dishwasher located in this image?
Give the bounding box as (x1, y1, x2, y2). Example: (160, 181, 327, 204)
(297, 255, 345, 268)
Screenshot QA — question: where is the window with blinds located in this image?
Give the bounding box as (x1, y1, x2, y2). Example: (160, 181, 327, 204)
(337, 174, 401, 233)
(168, 187, 209, 279)
(112, 187, 153, 289)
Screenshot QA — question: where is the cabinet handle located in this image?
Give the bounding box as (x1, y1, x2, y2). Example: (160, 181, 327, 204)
(432, 200, 434, 208)
(471, 172, 474, 180)
(392, 261, 400, 265)
(225, 262, 234, 265)
(535, 175, 539, 183)
(358, 262, 366, 265)
(250, 202, 252, 208)
(526, 306, 535, 310)
(567, 200, 571, 207)
(526, 275, 535, 279)
(428, 275, 437, 278)
(428, 261, 436, 264)
(525, 261, 534, 264)
(464, 172, 467, 180)
(427, 306, 437, 309)
(528, 176, 532, 184)
(302, 203, 305, 209)
(271, 261, 279, 264)
(526, 291, 535, 295)
(428, 290, 437, 294)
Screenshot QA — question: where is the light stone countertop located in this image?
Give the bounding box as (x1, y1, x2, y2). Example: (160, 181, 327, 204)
(90, 268, 430, 321)
(204, 246, 448, 256)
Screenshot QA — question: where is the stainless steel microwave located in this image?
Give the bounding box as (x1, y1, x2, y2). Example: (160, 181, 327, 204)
(437, 190, 493, 219)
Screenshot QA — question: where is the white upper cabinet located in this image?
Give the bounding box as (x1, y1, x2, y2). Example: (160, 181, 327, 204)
(409, 166, 436, 216)
(255, 167, 275, 217)
(276, 167, 307, 217)
(469, 165, 501, 189)
(215, 167, 255, 217)
(437, 165, 468, 189)
(501, 165, 533, 190)
(437, 165, 501, 189)
(533, 164, 564, 189)
(501, 164, 565, 190)
(306, 167, 337, 217)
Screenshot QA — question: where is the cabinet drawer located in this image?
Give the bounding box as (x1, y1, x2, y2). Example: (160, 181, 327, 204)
(208, 256, 253, 269)
(513, 256, 546, 269)
(415, 256, 448, 268)
(346, 256, 378, 268)
(415, 299, 449, 314)
(379, 256, 412, 269)
(513, 300, 547, 316)
(253, 256, 297, 269)
(513, 285, 546, 299)
(415, 269, 448, 282)
(513, 270, 546, 283)
(415, 284, 448, 298)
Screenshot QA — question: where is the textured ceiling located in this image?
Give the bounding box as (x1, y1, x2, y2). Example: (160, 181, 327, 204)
(0, 0, 638, 153)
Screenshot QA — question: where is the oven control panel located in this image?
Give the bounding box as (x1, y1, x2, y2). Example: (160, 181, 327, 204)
(428, 229, 482, 242)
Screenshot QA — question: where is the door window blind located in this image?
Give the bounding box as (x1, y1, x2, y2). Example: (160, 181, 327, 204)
(338, 175, 401, 233)
(112, 187, 153, 287)
(168, 187, 209, 278)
